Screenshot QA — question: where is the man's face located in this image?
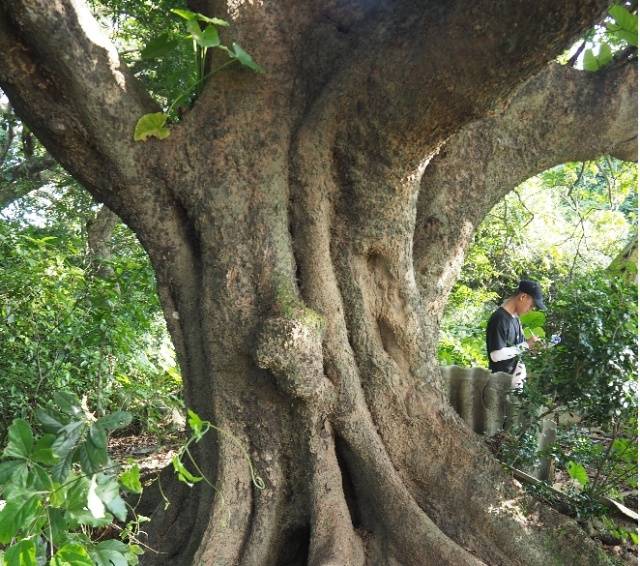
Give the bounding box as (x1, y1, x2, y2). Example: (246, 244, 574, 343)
(516, 293, 535, 315)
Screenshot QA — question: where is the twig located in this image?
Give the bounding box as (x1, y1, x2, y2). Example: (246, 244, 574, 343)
(567, 40, 587, 67)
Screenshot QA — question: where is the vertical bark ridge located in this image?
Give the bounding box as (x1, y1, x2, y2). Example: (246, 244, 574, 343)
(306, 417, 365, 565)
(291, 108, 487, 565)
(289, 92, 614, 564)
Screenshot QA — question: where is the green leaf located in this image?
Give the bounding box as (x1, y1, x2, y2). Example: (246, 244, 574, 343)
(51, 421, 84, 460)
(140, 33, 180, 60)
(95, 474, 128, 522)
(0, 501, 21, 544)
(3, 419, 34, 460)
(198, 25, 220, 48)
(28, 465, 53, 491)
(61, 477, 89, 511)
(611, 28, 638, 46)
(170, 8, 197, 20)
(583, 48, 600, 72)
(89, 540, 130, 566)
(185, 19, 202, 40)
(67, 509, 113, 528)
(77, 440, 109, 476)
(96, 411, 132, 431)
(0, 497, 39, 544)
(53, 392, 82, 417)
(609, 4, 638, 45)
(629, 531, 638, 545)
(2, 462, 29, 489)
(32, 434, 58, 465)
(187, 409, 206, 440)
(597, 43, 613, 67)
(133, 113, 170, 142)
(4, 539, 37, 566)
(171, 455, 202, 486)
(171, 8, 229, 26)
(196, 13, 229, 26)
(119, 464, 143, 494)
(231, 42, 264, 73)
(45, 508, 67, 546)
(50, 544, 93, 566)
(566, 460, 589, 487)
(87, 475, 105, 519)
(0, 460, 24, 484)
(35, 408, 65, 434)
(88, 425, 107, 451)
(51, 451, 75, 484)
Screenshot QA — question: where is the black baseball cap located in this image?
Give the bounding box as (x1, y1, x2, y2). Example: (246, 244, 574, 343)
(518, 280, 545, 310)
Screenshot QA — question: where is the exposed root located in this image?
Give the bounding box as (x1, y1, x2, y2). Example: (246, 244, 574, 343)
(307, 419, 366, 566)
(335, 406, 485, 566)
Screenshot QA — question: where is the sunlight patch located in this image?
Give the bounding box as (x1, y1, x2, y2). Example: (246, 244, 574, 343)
(487, 498, 536, 528)
(72, 0, 126, 90)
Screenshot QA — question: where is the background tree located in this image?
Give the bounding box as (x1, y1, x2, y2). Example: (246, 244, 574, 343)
(438, 156, 637, 367)
(0, 1, 636, 564)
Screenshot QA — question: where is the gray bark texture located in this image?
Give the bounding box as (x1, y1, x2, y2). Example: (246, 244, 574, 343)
(0, 1, 636, 564)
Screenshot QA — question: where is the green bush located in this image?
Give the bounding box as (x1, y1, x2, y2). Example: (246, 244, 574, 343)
(0, 221, 181, 438)
(0, 394, 143, 565)
(527, 270, 637, 424)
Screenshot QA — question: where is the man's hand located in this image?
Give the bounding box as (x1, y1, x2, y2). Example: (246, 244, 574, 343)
(526, 335, 542, 349)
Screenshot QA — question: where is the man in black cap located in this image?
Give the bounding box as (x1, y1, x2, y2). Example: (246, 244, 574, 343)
(485, 279, 545, 386)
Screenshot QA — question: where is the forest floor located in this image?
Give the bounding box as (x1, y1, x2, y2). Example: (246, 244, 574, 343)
(108, 431, 638, 565)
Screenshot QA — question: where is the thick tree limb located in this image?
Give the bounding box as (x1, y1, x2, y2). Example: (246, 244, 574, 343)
(296, 0, 610, 173)
(414, 62, 638, 317)
(0, 1, 159, 209)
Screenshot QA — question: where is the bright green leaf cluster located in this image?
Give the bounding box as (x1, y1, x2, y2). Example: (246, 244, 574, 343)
(607, 5, 638, 47)
(0, 220, 177, 435)
(0, 395, 140, 565)
(584, 5, 637, 72)
(134, 8, 264, 142)
(566, 460, 590, 488)
(583, 43, 612, 72)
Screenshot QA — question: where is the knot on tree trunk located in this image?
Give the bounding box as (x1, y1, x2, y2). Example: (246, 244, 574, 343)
(255, 316, 331, 404)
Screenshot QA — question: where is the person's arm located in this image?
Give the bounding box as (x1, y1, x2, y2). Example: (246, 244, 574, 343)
(490, 342, 528, 362)
(487, 315, 528, 362)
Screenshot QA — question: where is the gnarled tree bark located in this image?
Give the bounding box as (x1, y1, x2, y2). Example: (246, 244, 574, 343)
(0, 1, 634, 564)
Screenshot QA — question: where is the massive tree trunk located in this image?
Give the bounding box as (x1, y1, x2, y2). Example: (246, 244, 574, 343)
(0, 1, 636, 564)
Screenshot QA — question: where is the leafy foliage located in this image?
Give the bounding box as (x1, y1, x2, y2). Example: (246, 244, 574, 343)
(0, 395, 142, 566)
(440, 156, 637, 526)
(438, 158, 636, 367)
(561, 3, 637, 71)
(132, 7, 263, 141)
(0, 198, 181, 438)
(527, 271, 637, 424)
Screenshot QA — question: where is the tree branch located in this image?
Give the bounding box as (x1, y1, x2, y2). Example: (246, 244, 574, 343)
(0, 154, 58, 209)
(0, 1, 159, 209)
(414, 62, 638, 314)
(307, 0, 610, 172)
